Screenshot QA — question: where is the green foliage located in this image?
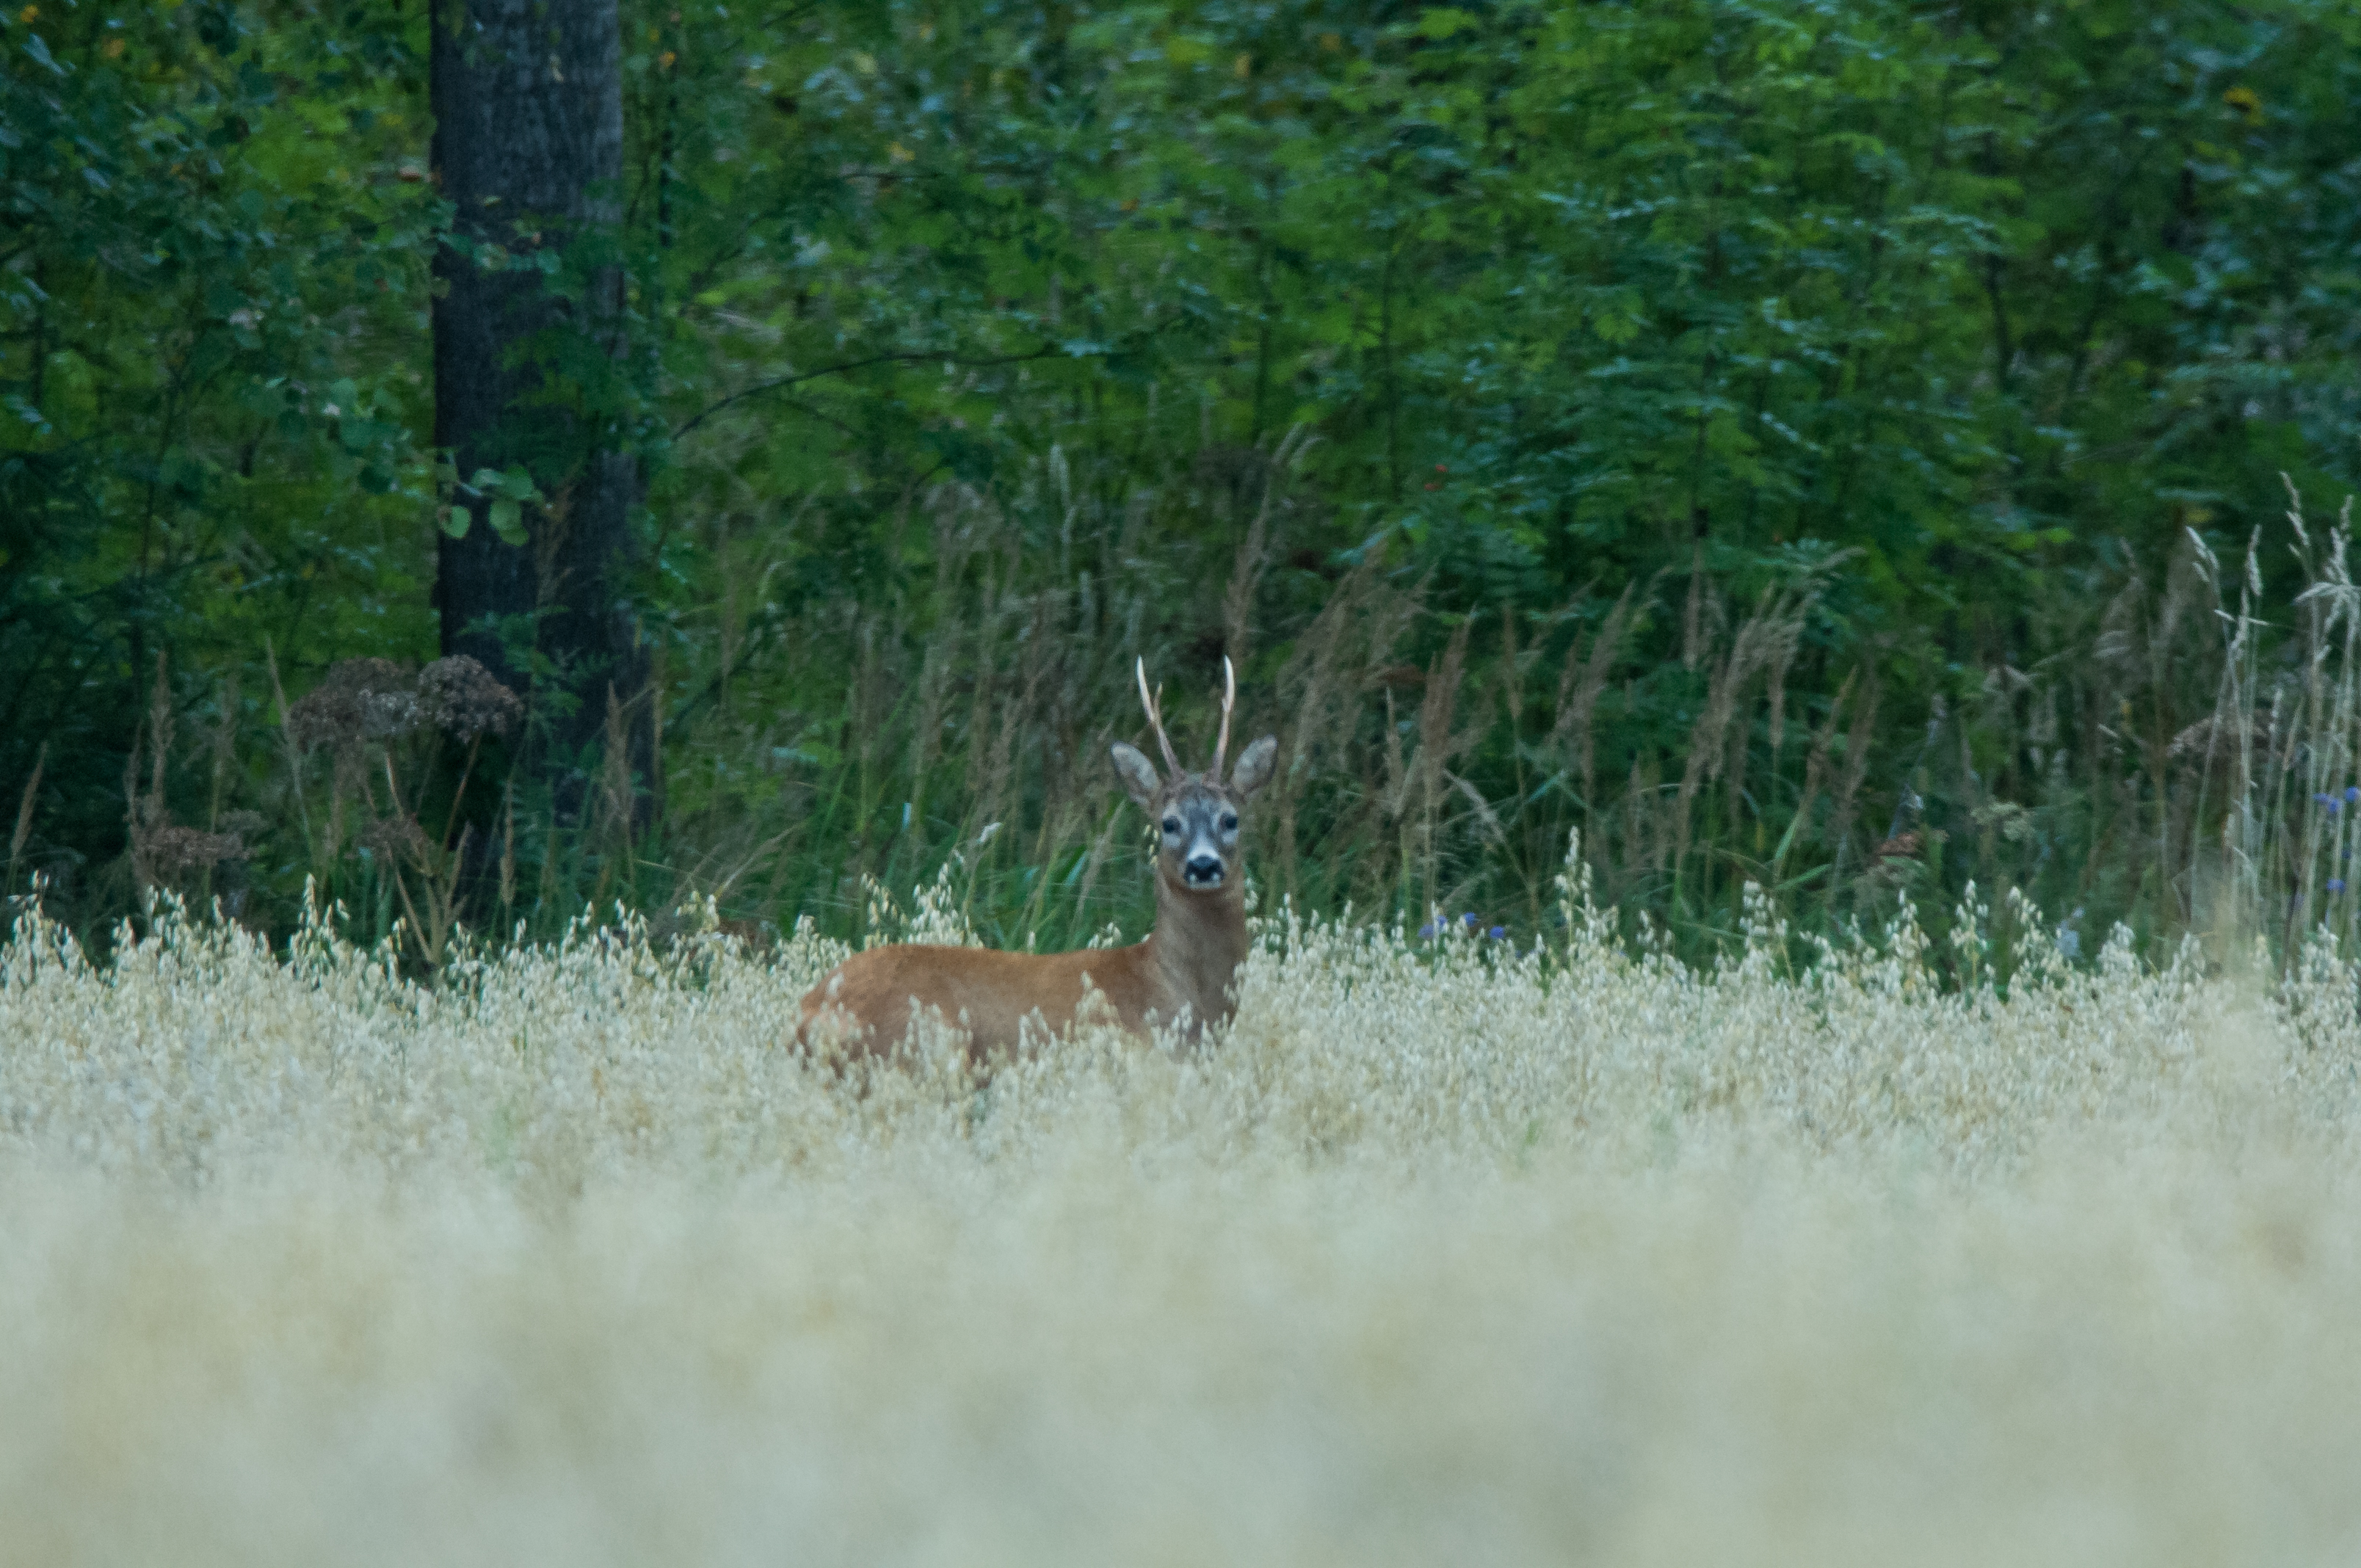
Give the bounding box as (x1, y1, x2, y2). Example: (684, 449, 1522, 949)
(435, 464, 542, 546)
(2, 0, 438, 881)
(5, 0, 2359, 962)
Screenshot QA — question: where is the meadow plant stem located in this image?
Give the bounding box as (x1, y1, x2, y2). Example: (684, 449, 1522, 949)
(7, 741, 43, 894)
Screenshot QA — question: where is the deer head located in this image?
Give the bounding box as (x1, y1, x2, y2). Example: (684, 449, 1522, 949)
(1110, 657, 1278, 894)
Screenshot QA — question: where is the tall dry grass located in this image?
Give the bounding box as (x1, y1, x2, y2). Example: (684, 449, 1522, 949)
(13, 468, 2361, 979)
(5, 849, 2361, 1562)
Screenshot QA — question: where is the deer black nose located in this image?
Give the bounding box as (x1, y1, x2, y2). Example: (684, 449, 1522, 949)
(1183, 854, 1224, 887)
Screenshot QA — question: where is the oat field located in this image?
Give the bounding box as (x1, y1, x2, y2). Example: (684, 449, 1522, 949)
(5, 870, 2361, 1567)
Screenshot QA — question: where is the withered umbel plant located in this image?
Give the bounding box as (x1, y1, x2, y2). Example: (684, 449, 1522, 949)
(123, 656, 250, 904)
(275, 654, 521, 965)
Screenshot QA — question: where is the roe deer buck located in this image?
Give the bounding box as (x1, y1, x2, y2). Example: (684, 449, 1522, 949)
(797, 658, 1277, 1063)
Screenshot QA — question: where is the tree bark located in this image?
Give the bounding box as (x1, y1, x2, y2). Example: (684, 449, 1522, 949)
(430, 0, 654, 824)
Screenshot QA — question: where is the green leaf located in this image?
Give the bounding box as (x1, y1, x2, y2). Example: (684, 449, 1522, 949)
(487, 497, 526, 545)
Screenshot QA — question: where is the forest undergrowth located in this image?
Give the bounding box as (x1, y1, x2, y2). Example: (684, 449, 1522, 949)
(26, 476, 2361, 992)
(5, 849, 2361, 1564)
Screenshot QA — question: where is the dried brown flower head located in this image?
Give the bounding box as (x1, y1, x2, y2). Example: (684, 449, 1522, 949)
(417, 656, 523, 743)
(218, 810, 269, 841)
(286, 659, 418, 752)
(142, 825, 247, 877)
(360, 813, 431, 864)
(1872, 829, 1925, 863)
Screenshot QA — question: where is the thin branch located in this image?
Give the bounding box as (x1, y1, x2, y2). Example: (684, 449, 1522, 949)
(672, 344, 1066, 442)
(764, 395, 863, 440)
(669, 314, 1185, 443)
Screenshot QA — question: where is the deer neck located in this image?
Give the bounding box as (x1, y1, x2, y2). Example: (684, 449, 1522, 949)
(1146, 872, 1250, 1034)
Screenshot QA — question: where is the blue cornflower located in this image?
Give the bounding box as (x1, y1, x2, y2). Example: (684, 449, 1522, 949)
(1462, 912, 1480, 929)
(1487, 926, 1506, 940)
(1418, 921, 1439, 940)
(2346, 786, 2360, 805)
(2331, 879, 2347, 895)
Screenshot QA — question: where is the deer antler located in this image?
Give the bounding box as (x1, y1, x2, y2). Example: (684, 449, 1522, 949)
(1136, 657, 1182, 776)
(1211, 656, 1236, 780)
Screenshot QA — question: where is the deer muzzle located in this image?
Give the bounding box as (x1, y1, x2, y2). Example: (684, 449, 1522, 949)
(1182, 849, 1225, 888)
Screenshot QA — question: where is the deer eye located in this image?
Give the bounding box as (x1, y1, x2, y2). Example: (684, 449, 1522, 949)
(1161, 816, 1182, 835)
(1220, 813, 1238, 832)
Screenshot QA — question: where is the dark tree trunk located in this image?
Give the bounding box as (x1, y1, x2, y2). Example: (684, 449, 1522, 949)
(430, 0, 655, 825)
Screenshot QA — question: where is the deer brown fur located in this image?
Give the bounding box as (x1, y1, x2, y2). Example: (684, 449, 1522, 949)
(797, 660, 1277, 1064)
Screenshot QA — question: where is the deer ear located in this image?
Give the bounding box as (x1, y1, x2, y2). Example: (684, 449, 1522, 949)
(1230, 734, 1278, 799)
(1109, 741, 1161, 805)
